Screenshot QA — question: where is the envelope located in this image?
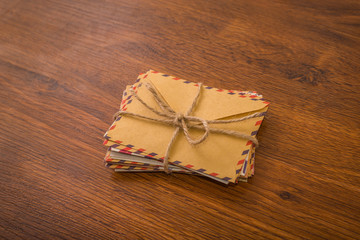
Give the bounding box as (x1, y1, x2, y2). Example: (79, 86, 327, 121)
(104, 150, 192, 173)
(104, 70, 269, 183)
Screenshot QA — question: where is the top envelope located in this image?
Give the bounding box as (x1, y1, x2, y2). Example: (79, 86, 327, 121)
(105, 70, 269, 183)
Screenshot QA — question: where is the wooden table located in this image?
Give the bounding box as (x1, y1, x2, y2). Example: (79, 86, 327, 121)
(1, 0, 359, 239)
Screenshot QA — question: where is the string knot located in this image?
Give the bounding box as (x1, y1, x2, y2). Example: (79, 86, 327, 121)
(173, 113, 184, 126)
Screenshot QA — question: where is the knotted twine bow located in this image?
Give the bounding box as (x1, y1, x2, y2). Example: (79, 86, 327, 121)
(113, 82, 263, 174)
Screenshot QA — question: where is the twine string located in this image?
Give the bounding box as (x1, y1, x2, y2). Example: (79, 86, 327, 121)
(113, 82, 261, 173)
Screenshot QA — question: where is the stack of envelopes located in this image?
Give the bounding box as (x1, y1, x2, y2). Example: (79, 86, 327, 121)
(103, 70, 269, 184)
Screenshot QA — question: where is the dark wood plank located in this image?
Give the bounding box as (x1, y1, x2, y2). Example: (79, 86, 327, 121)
(1, 0, 359, 239)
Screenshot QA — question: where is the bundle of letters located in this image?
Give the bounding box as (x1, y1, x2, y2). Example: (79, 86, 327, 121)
(103, 70, 269, 184)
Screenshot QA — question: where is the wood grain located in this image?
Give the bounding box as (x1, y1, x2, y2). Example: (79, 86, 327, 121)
(1, 0, 359, 239)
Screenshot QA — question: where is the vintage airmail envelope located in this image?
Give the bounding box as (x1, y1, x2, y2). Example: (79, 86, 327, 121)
(104, 70, 269, 183)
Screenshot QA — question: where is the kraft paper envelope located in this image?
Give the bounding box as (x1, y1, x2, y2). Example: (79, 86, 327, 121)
(104, 70, 269, 183)
(105, 151, 191, 172)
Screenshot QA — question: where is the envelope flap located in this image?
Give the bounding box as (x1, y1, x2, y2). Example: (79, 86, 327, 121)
(145, 70, 269, 120)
